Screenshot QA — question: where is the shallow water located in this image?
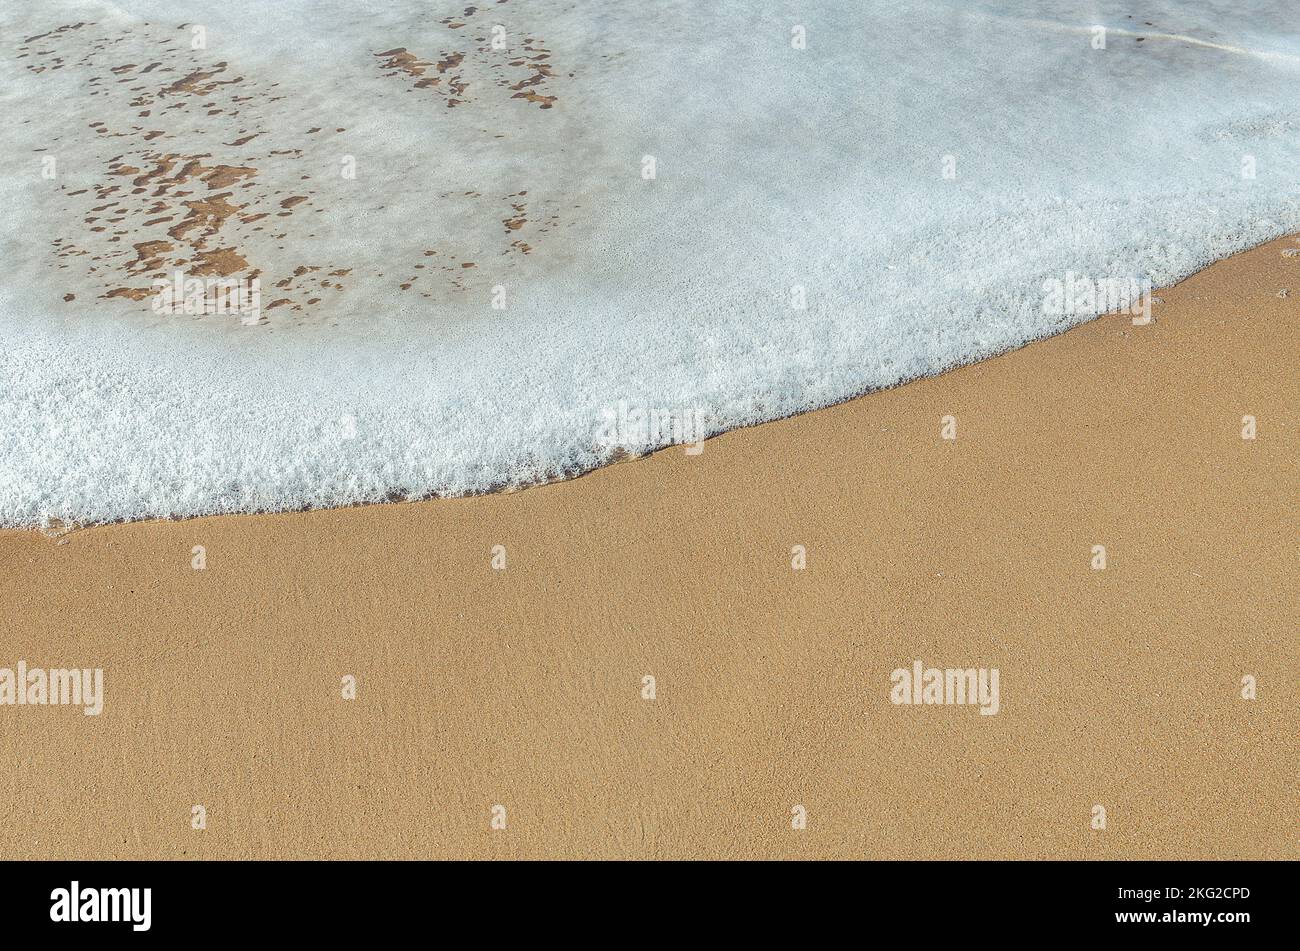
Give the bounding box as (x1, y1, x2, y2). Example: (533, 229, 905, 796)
(2, 0, 1299, 525)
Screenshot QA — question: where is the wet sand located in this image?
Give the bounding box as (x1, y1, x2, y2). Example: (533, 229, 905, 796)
(1, 235, 1295, 859)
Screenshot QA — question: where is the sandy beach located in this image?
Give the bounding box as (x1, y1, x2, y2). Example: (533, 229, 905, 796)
(2, 234, 1294, 860)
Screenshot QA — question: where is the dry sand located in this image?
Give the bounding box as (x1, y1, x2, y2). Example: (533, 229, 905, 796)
(1, 236, 1296, 860)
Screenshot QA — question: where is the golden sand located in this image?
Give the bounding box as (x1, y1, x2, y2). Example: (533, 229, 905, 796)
(1, 236, 1295, 859)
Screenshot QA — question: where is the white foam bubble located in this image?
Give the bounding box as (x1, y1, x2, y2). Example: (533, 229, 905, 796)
(2, 0, 1298, 526)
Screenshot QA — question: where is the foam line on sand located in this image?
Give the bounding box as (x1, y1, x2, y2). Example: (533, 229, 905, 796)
(1, 236, 1294, 859)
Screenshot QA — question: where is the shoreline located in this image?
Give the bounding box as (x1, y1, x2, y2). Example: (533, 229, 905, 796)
(10, 231, 1292, 535)
(1, 234, 1295, 859)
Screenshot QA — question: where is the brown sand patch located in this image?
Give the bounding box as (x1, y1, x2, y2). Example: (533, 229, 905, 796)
(374, 47, 472, 106)
(26, 21, 353, 311)
(167, 193, 243, 242)
(162, 64, 241, 98)
(375, 48, 433, 80)
(102, 286, 151, 301)
(373, 16, 562, 111)
(511, 90, 556, 109)
(189, 247, 250, 277)
(127, 239, 173, 273)
(200, 164, 257, 189)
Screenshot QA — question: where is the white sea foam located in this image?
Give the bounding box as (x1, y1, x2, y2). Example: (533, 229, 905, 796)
(2, 0, 1298, 527)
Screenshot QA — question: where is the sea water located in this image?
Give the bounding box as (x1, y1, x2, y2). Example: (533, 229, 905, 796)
(1, 0, 1297, 526)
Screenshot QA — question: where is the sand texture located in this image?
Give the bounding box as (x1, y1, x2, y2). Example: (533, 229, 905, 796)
(1, 236, 1295, 859)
